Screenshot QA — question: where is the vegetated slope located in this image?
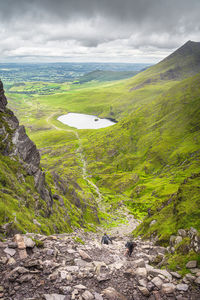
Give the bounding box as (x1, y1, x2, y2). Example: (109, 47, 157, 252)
(81, 71, 200, 244)
(74, 70, 139, 84)
(0, 80, 99, 236)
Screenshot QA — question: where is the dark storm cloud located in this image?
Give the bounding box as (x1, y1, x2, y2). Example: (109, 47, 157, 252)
(0, 0, 199, 62)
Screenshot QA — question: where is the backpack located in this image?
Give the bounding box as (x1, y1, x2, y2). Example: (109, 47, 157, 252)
(103, 236, 109, 244)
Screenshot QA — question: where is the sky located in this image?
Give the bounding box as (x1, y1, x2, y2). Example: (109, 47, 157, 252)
(0, 0, 199, 63)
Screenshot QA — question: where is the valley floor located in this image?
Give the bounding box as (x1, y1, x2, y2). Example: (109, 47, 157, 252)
(0, 219, 200, 300)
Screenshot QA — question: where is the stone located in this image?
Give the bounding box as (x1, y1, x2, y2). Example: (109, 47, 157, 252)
(94, 292, 103, 300)
(170, 271, 181, 279)
(135, 267, 147, 277)
(82, 290, 94, 300)
(195, 277, 200, 284)
(3, 247, 16, 256)
(65, 266, 79, 273)
(151, 276, 163, 289)
(138, 278, 147, 287)
(147, 282, 154, 292)
(102, 287, 127, 300)
(59, 286, 72, 294)
(152, 291, 161, 300)
(44, 294, 67, 300)
(19, 249, 28, 259)
(178, 229, 187, 237)
(150, 220, 157, 226)
(169, 235, 176, 245)
(186, 260, 197, 268)
(175, 236, 182, 245)
(33, 219, 41, 227)
(7, 257, 16, 265)
(0, 286, 4, 292)
(138, 286, 150, 296)
(176, 283, 189, 291)
(24, 236, 35, 248)
(185, 273, 196, 281)
(146, 265, 172, 281)
(14, 234, 26, 249)
(133, 258, 145, 268)
(18, 274, 33, 283)
(162, 283, 175, 294)
(79, 249, 92, 262)
(74, 284, 87, 290)
(123, 268, 135, 277)
(8, 242, 18, 248)
(0, 256, 8, 264)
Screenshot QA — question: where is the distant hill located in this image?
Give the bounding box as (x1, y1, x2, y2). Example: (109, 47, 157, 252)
(74, 70, 139, 84)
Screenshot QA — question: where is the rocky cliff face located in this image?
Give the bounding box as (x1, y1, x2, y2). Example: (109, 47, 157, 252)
(0, 80, 52, 217)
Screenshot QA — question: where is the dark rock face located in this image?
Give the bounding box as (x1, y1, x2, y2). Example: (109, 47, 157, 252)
(0, 80, 52, 209)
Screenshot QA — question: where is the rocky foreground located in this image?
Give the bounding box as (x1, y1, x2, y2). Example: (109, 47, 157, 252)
(0, 229, 200, 300)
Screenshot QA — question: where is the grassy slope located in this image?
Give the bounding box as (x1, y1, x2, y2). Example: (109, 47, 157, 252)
(5, 41, 200, 240)
(81, 73, 200, 241)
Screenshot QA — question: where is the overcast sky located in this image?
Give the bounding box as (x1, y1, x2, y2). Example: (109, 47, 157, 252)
(0, 0, 199, 63)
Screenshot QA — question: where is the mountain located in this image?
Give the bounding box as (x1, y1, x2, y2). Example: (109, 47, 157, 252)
(0, 80, 99, 236)
(78, 42, 200, 246)
(146, 40, 200, 80)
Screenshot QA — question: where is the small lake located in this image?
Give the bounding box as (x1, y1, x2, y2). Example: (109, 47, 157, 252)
(57, 113, 116, 129)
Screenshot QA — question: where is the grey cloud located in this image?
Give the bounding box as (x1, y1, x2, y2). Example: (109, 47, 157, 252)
(0, 0, 199, 62)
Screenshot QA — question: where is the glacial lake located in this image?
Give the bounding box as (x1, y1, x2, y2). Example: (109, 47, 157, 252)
(57, 113, 116, 129)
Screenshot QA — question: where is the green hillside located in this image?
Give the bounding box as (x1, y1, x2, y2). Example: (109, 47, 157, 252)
(4, 40, 200, 244)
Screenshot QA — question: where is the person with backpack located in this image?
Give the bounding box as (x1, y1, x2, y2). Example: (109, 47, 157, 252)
(101, 233, 113, 245)
(124, 241, 137, 257)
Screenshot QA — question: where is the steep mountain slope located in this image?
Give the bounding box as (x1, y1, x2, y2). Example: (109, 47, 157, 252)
(0, 80, 99, 236)
(79, 47, 200, 243)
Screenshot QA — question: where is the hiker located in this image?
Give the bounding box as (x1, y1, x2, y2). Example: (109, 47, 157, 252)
(101, 233, 112, 245)
(124, 241, 137, 257)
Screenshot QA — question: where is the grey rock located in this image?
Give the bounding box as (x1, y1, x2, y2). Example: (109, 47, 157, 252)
(176, 283, 189, 291)
(133, 258, 145, 268)
(185, 273, 196, 281)
(150, 220, 157, 226)
(59, 286, 72, 295)
(24, 236, 35, 248)
(135, 267, 147, 277)
(151, 276, 163, 289)
(94, 292, 103, 300)
(82, 290, 94, 300)
(175, 236, 182, 245)
(79, 249, 92, 262)
(7, 242, 17, 248)
(33, 219, 41, 227)
(102, 287, 127, 300)
(74, 284, 87, 290)
(138, 286, 150, 296)
(162, 283, 175, 294)
(178, 229, 187, 237)
(146, 265, 172, 281)
(44, 294, 67, 300)
(170, 271, 181, 279)
(195, 277, 200, 285)
(186, 260, 197, 268)
(3, 247, 16, 257)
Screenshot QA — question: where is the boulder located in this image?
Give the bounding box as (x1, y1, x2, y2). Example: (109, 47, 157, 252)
(170, 271, 181, 279)
(176, 283, 189, 291)
(151, 276, 163, 289)
(79, 249, 92, 262)
(133, 258, 145, 268)
(102, 287, 127, 300)
(175, 236, 182, 245)
(24, 236, 35, 248)
(186, 260, 197, 268)
(138, 286, 150, 296)
(135, 267, 147, 277)
(82, 290, 94, 300)
(146, 265, 172, 281)
(162, 283, 175, 294)
(3, 247, 16, 257)
(178, 229, 187, 237)
(195, 277, 200, 285)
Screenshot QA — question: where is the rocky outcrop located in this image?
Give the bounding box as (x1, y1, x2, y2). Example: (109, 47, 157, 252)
(0, 80, 52, 214)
